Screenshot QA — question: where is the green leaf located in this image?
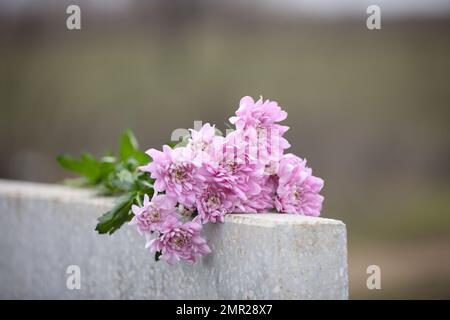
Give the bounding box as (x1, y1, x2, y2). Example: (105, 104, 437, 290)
(155, 251, 162, 262)
(166, 141, 177, 148)
(95, 193, 135, 234)
(57, 154, 86, 175)
(119, 130, 138, 161)
(57, 153, 102, 184)
(97, 157, 116, 181)
(58, 130, 155, 236)
(119, 130, 150, 165)
(102, 168, 138, 193)
(136, 177, 154, 191)
(117, 169, 134, 184)
(135, 193, 143, 206)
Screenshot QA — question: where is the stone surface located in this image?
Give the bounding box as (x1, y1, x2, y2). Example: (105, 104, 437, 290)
(0, 179, 348, 299)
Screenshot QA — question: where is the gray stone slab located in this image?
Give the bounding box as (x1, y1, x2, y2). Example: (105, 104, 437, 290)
(0, 179, 348, 299)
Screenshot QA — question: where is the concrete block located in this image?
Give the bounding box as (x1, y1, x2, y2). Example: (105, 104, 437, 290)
(0, 179, 348, 299)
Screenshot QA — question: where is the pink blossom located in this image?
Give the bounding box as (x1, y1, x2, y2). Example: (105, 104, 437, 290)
(140, 145, 204, 207)
(196, 183, 237, 223)
(187, 123, 219, 162)
(275, 154, 324, 216)
(230, 96, 288, 130)
(203, 160, 262, 202)
(204, 133, 263, 198)
(148, 216, 211, 265)
(229, 96, 290, 166)
(200, 132, 273, 214)
(129, 194, 178, 235)
(134, 95, 327, 267)
(235, 174, 277, 213)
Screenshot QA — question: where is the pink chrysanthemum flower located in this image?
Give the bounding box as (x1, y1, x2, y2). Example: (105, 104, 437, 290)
(205, 133, 263, 195)
(236, 174, 277, 213)
(123, 95, 328, 266)
(275, 154, 324, 216)
(196, 183, 236, 223)
(148, 216, 211, 265)
(140, 145, 204, 207)
(229, 96, 290, 166)
(129, 194, 178, 236)
(230, 96, 288, 130)
(187, 123, 219, 162)
(202, 132, 273, 213)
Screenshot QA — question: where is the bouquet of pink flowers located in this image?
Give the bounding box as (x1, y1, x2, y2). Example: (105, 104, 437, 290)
(58, 96, 324, 265)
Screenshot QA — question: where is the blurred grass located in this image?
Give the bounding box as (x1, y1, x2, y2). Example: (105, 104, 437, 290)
(0, 15, 450, 298)
(338, 184, 450, 243)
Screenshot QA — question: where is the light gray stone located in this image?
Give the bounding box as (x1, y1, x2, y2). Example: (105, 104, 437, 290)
(0, 179, 348, 299)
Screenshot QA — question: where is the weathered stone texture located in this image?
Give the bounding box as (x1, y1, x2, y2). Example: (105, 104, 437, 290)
(0, 180, 348, 299)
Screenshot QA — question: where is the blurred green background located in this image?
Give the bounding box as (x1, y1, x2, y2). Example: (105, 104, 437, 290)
(1, 0, 449, 299)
